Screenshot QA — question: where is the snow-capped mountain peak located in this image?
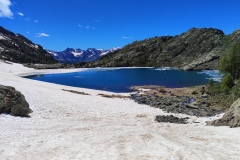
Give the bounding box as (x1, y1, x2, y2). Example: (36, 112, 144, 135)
(48, 47, 121, 64)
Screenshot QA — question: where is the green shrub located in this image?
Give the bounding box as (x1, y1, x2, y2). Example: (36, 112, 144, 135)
(221, 73, 234, 92)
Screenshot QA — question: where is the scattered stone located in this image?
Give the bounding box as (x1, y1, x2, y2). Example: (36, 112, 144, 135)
(186, 102, 199, 109)
(155, 115, 189, 124)
(207, 98, 240, 128)
(201, 93, 209, 98)
(0, 84, 32, 117)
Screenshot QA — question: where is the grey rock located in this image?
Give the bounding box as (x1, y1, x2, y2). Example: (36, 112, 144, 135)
(186, 102, 199, 109)
(0, 85, 32, 117)
(155, 115, 189, 124)
(201, 94, 209, 98)
(208, 98, 240, 127)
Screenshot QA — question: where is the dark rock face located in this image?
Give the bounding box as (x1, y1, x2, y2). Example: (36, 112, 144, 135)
(0, 26, 57, 64)
(82, 28, 240, 70)
(155, 115, 189, 124)
(0, 85, 32, 117)
(208, 98, 240, 128)
(131, 92, 221, 117)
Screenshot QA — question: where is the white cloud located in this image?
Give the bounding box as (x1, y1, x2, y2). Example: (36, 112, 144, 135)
(0, 0, 13, 18)
(78, 24, 82, 27)
(122, 36, 133, 39)
(34, 19, 39, 23)
(36, 32, 50, 37)
(18, 12, 24, 16)
(86, 25, 90, 29)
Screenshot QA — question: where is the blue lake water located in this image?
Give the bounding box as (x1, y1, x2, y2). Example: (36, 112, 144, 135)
(25, 68, 223, 93)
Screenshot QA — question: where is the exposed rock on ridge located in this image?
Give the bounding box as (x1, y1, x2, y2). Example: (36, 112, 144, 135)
(81, 28, 240, 70)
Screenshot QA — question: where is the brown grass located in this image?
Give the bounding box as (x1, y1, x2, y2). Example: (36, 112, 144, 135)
(62, 89, 90, 95)
(98, 93, 130, 99)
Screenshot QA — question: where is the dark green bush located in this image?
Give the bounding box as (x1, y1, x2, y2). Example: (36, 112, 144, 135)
(221, 73, 234, 92)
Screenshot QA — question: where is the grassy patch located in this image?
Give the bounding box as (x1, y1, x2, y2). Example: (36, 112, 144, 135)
(206, 80, 240, 110)
(98, 93, 130, 99)
(62, 89, 90, 95)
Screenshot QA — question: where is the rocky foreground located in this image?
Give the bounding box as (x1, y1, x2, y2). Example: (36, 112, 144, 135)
(131, 85, 240, 127)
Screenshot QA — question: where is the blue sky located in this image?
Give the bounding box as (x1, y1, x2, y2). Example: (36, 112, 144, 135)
(1, 0, 240, 51)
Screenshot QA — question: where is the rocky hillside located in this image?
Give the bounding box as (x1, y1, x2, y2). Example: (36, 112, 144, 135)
(0, 26, 57, 64)
(48, 47, 120, 64)
(81, 28, 240, 70)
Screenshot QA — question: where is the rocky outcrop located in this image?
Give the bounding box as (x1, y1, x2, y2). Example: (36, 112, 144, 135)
(181, 53, 220, 70)
(208, 98, 240, 128)
(0, 85, 32, 117)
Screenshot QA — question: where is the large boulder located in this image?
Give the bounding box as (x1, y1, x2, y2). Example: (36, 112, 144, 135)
(0, 85, 32, 117)
(208, 98, 240, 128)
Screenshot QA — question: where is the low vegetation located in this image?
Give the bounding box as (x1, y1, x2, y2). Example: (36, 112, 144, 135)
(207, 41, 240, 109)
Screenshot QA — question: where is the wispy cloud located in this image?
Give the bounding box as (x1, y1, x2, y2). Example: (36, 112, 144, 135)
(78, 24, 95, 30)
(122, 36, 133, 39)
(34, 19, 39, 23)
(25, 17, 31, 21)
(95, 19, 101, 23)
(36, 32, 50, 37)
(18, 12, 24, 16)
(0, 0, 13, 18)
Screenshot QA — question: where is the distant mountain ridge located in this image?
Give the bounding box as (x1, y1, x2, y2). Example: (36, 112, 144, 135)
(81, 28, 240, 70)
(0, 26, 56, 64)
(48, 47, 120, 64)
(1, 25, 240, 71)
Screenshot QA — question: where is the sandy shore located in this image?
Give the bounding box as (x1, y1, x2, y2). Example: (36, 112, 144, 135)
(0, 61, 240, 160)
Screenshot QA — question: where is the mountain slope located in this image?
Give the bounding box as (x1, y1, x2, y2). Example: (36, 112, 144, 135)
(48, 47, 120, 64)
(0, 26, 57, 64)
(81, 28, 240, 70)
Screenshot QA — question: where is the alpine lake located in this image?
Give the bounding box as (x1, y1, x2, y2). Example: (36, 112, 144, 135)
(25, 68, 223, 93)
